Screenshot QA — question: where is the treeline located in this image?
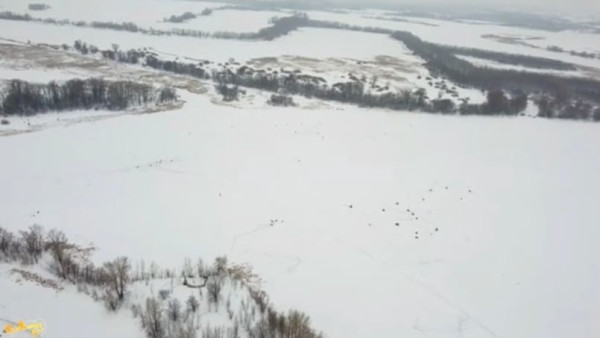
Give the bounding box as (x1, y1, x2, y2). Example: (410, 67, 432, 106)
(211, 61, 535, 116)
(28, 3, 50, 11)
(0, 225, 323, 338)
(0, 11, 33, 21)
(299, 19, 600, 120)
(447, 47, 577, 71)
(389, 31, 600, 103)
(547, 45, 600, 60)
(306, 18, 396, 35)
(0, 10, 307, 41)
(0, 78, 177, 115)
(254, 13, 309, 40)
(200, 8, 214, 16)
(0, 225, 133, 299)
(163, 9, 214, 23)
(305, 19, 581, 71)
(536, 95, 600, 120)
(164, 12, 196, 23)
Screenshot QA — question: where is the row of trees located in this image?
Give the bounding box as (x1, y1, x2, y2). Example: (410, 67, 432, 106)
(163, 9, 214, 24)
(0, 225, 131, 304)
(209, 62, 534, 115)
(537, 96, 600, 120)
(0, 78, 177, 115)
(254, 13, 309, 40)
(0, 10, 307, 41)
(268, 93, 296, 106)
(164, 12, 197, 23)
(547, 45, 600, 60)
(73, 40, 146, 64)
(28, 3, 50, 11)
(0, 225, 323, 338)
(446, 46, 577, 71)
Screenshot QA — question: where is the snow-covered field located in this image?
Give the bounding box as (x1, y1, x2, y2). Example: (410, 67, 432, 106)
(0, 0, 224, 29)
(0, 20, 413, 63)
(1, 1, 600, 337)
(1, 90, 600, 338)
(0, 23, 486, 103)
(304, 10, 600, 70)
(159, 9, 283, 33)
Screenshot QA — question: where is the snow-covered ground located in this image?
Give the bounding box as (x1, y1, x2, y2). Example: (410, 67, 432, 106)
(0, 109, 134, 136)
(0, 20, 412, 63)
(1, 90, 599, 338)
(1, 2, 600, 337)
(0, 263, 144, 338)
(0, 66, 96, 83)
(0, 0, 224, 30)
(159, 9, 283, 33)
(302, 10, 600, 70)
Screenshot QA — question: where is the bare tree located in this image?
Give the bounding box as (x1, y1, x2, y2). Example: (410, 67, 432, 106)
(104, 256, 130, 301)
(103, 288, 120, 311)
(214, 256, 228, 275)
(196, 258, 206, 278)
(142, 297, 165, 338)
(207, 277, 222, 307)
(0, 227, 14, 259)
(182, 257, 194, 278)
(167, 298, 182, 322)
(285, 310, 321, 338)
(46, 229, 72, 279)
(174, 319, 197, 338)
(186, 295, 199, 313)
(20, 225, 44, 263)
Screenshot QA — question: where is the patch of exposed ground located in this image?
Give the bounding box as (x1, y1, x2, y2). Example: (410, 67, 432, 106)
(247, 55, 422, 91)
(0, 41, 208, 94)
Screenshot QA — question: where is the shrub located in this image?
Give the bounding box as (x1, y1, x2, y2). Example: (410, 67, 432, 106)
(103, 288, 120, 311)
(207, 277, 222, 306)
(215, 83, 239, 102)
(430, 99, 455, 114)
(28, 4, 50, 11)
(0, 79, 177, 116)
(164, 12, 196, 23)
(20, 225, 44, 263)
(213, 256, 228, 275)
(167, 299, 181, 321)
(186, 295, 199, 313)
(141, 297, 165, 338)
(268, 94, 296, 106)
(159, 289, 171, 301)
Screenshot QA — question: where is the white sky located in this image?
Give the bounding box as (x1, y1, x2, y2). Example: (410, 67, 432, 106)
(300, 0, 600, 16)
